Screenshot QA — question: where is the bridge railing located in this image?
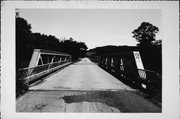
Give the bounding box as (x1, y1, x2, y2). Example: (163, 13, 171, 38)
(17, 49, 72, 84)
(137, 69, 161, 91)
(90, 51, 161, 93)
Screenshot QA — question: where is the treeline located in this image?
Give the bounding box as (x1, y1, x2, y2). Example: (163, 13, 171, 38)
(16, 17, 87, 69)
(88, 22, 162, 74)
(88, 44, 161, 74)
(132, 22, 162, 74)
(87, 45, 138, 55)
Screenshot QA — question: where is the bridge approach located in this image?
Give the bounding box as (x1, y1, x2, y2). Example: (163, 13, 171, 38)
(16, 53, 161, 112)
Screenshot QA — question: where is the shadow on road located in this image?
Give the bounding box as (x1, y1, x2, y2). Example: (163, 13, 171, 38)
(62, 90, 161, 113)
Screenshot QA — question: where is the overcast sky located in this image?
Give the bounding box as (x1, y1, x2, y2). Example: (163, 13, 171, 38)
(19, 9, 162, 49)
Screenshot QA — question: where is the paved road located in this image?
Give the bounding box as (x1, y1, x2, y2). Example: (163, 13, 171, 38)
(16, 58, 161, 112)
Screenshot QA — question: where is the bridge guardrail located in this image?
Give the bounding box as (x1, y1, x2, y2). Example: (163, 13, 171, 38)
(137, 69, 161, 92)
(16, 49, 72, 97)
(17, 60, 71, 84)
(90, 51, 161, 94)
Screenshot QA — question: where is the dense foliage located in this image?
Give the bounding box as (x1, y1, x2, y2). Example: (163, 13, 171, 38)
(132, 22, 162, 74)
(16, 17, 88, 69)
(132, 22, 159, 47)
(16, 17, 88, 97)
(88, 22, 161, 74)
(88, 45, 138, 56)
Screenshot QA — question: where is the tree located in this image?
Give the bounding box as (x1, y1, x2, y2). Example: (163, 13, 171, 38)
(16, 17, 88, 67)
(58, 37, 88, 60)
(16, 17, 35, 68)
(132, 22, 162, 74)
(77, 42, 88, 57)
(16, 17, 35, 97)
(132, 22, 159, 47)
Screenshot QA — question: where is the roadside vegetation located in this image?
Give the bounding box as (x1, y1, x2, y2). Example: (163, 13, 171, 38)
(16, 17, 88, 70)
(88, 22, 162, 74)
(16, 17, 161, 99)
(16, 17, 88, 98)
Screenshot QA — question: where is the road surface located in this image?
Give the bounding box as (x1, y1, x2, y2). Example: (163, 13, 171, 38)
(16, 58, 161, 112)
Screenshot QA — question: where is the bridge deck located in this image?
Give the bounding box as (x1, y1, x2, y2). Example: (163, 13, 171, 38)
(29, 58, 132, 91)
(16, 58, 161, 112)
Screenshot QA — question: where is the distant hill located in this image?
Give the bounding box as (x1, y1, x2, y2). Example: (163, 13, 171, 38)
(87, 44, 162, 74)
(87, 45, 138, 56)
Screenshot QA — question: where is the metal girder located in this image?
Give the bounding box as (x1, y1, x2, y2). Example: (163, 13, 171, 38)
(28, 49, 71, 68)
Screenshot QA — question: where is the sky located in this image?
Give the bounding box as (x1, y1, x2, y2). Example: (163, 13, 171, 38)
(19, 9, 162, 49)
